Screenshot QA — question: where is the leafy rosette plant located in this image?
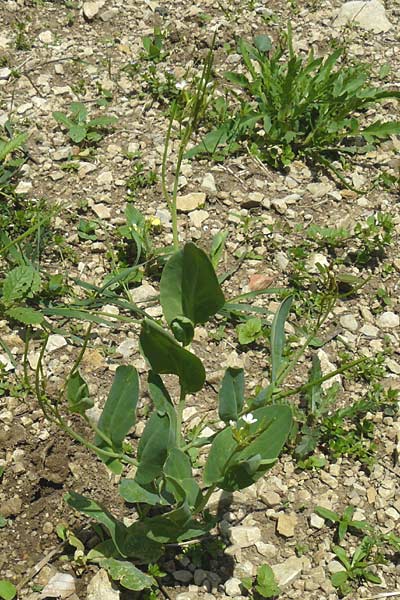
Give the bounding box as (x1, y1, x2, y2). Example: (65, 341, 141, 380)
(55, 243, 292, 591)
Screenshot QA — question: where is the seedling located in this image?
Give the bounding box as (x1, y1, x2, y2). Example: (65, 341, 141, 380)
(242, 564, 281, 599)
(141, 28, 167, 63)
(0, 126, 28, 198)
(331, 539, 382, 597)
(77, 218, 99, 241)
(236, 316, 263, 345)
(314, 506, 368, 542)
(53, 102, 117, 145)
(126, 155, 157, 197)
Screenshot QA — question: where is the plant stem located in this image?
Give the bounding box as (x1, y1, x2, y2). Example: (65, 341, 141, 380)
(193, 484, 217, 515)
(22, 326, 31, 389)
(274, 356, 368, 401)
(176, 388, 186, 447)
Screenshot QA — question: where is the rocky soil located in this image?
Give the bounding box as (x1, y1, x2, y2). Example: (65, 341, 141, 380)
(0, 0, 399, 599)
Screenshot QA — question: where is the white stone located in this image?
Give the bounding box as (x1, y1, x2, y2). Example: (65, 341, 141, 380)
(0, 35, 11, 50)
(335, 0, 392, 33)
(46, 335, 67, 353)
(92, 203, 111, 219)
(53, 147, 71, 161)
(176, 192, 206, 212)
(225, 577, 242, 597)
(360, 324, 379, 337)
(340, 314, 359, 332)
(38, 30, 54, 44)
(271, 556, 303, 587)
(182, 406, 198, 422)
(0, 67, 11, 80)
(130, 283, 157, 303)
(306, 182, 332, 197)
(201, 173, 217, 193)
(15, 181, 32, 194)
(83, 0, 106, 19)
(259, 489, 281, 507)
(116, 339, 136, 359)
(0, 354, 14, 371)
(189, 209, 209, 228)
(87, 569, 120, 600)
(229, 525, 261, 548)
(17, 103, 32, 115)
(78, 162, 97, 178)
(271, 198, 287, 214)
(328, 560, 346, 574)
(305, 252, 329, 273)
(310, 513, 325, 529)
(97, 171, 113, 185)
(102, 305, 119, 321)
(277, 513, 297, 538)
(41, 572, 76, 599)
(255, 541, 278, 559)
(317, 349, 342, 390)
(276, 251, 289, 271)
(376, 311, 399, 330)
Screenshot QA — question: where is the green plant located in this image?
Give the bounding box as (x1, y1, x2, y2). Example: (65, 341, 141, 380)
(242, 564, 280, 598)
(116, 204, 167, 273)
(14, 21, 31, 51)
(314, 506, 368, 542)
(187, 27, 400, 178)
(126, 155, 158, 197)
(53, 102, 117, 145)
(292, 354, 397, 466)
(236, 316, 264, 345)
(331, 539, 382, 596)
(141, 28, 167, 63)
(0, 126, 28, 199)
(77, 218, 99, 241)
(0, 581, 16, 600)
(33, 242, 294, 593)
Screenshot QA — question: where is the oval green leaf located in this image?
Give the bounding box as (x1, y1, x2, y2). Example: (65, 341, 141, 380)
(95, 365, 139, 473)
(140, 319, 205, 394)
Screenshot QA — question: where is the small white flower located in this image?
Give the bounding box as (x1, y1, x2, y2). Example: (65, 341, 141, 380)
(229, 420, 237, 427)
(175, 80, 188, 90)
(242, 413, 257, 425)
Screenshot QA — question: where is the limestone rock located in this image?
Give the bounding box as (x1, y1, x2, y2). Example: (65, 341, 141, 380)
(225, 577, 242, 597)
(201, 173, 217, 193)
(272, 556, 303, 587)
(276, 513, 297, 538)
(83, 0, 106, 20)
(229, 525, 261, 547)
(46, 334, 67, 353)
(92, 203, 111, 219)
(335, 0, 392, 33)
(130, 283, 157, 303)
(87, 569, 120, 600)
(176, 192, 206, 212)
(376, 311, 399, 329)
(189, 209, 209, 228)
(340, 314, 359, 332)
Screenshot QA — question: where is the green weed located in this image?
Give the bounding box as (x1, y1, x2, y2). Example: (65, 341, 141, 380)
(293, 355, 397, 466)
(242, 564, 281, 599)
(315, 506, 368, 542)
(331, 540, 382, 597)
(53, 102, 117, 146)
(187, 26, 400, 179)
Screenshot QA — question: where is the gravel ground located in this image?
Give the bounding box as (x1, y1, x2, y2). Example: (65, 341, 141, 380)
(0, 0, 399, 598)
